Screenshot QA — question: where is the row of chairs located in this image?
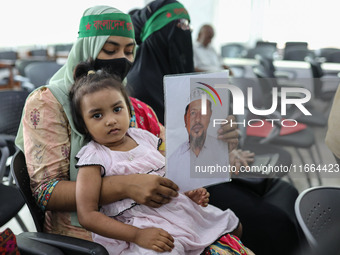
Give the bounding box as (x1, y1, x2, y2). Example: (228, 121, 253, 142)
(230, 54, 335, 187)
(0, 46, 66, 90)
(0, 59, 62, 91)
(0, 44, 73, 61)
(221, 41, 340, 63)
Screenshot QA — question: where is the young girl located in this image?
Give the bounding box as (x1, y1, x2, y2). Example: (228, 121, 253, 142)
(70, 61, 253, 255)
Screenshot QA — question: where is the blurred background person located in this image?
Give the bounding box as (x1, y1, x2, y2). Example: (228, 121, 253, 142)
(193, 24, 233, 74)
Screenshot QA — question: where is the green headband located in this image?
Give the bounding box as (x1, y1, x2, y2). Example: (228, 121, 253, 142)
(78, 13, 134, 38)
(140, 2, 190, 42)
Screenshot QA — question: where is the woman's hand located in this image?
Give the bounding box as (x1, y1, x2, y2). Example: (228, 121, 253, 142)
(229, 149, 255, 175)
(185, 187, 209, 207)
(134, 227, 174, 253)
(217, 115, 239, 152)
(127, 174, 179, 208)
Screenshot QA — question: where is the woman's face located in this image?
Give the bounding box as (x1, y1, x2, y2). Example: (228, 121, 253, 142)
(97, 36, 135, 62)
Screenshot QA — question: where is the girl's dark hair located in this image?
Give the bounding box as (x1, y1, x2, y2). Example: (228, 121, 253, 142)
(69, 59, 132, 135)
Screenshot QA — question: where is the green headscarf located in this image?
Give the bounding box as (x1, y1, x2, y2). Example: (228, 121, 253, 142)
(140, 2, 190, 42)
(15, 5, 135, 226)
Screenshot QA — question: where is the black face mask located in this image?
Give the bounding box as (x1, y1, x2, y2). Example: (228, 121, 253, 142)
(94, 58, 133, 81)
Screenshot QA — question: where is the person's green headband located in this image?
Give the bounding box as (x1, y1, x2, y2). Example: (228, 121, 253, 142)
(78, 13, 135, 38)
(140, 2, 190, 42)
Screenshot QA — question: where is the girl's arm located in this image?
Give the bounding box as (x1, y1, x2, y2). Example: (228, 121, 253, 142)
(76, 166, 174, 252)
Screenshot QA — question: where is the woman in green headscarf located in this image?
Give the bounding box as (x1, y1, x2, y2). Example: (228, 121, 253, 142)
(15, 5, 179, 240)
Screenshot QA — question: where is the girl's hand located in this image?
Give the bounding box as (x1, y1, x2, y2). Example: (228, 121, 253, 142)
(185, 188, 210, 207)
(134, 228, 174, 253)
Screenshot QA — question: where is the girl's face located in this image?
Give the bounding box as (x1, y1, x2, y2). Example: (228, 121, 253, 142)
(80, 87, 130, 149)
(97, 36, 135, 62)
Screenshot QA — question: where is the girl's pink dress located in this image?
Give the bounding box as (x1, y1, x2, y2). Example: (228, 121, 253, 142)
(76, 128, 239, 255)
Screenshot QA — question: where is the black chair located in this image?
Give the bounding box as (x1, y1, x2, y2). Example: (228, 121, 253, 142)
(246, 41, 278, 60)
(221, 43, 247, 58)
(295, 186, 340, 251)
(0, 50, 18, 61)
(0, 90, 30, 180)
(54, 43, 73, 58)
(283, 48, 315, 62)
(24, 61, 62, 88)
(0, 50, 18, 86)
(283, 42, 309, 61)
(15, 59, 53, 77)
(307, 57, 339, 106)
(314, 48, 340, 62)
(0, 90, 30, 231)
(15, 231, 65, 255)
(28, 49, 49, 58)
(284, 42, 309, 50)
(11, 150, 109, 255)
(14, 59, 57, 91)
(326, 51, 340, 63)
(11, 150, 44, 232)
(0, 183, 27, 231)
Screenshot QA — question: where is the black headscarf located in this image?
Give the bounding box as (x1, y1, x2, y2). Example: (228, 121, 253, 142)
(126, 0, 194, 124)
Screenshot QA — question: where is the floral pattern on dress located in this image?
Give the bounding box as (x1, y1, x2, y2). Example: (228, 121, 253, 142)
(30, 108, 40, 129)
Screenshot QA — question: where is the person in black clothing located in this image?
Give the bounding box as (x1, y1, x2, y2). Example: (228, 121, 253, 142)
(127, 1, 304, 254)
(126, 0, 194, 124)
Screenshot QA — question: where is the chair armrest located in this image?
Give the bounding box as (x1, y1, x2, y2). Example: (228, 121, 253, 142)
(274, 70, 297, 80)
(18, 232, 109, 255)
(0, 134, 16, 143)
(14, 75, 35, 92)
(16, 233, 64, 255)
(0, 138, 10, 180)
(0, 137, 8, 148)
